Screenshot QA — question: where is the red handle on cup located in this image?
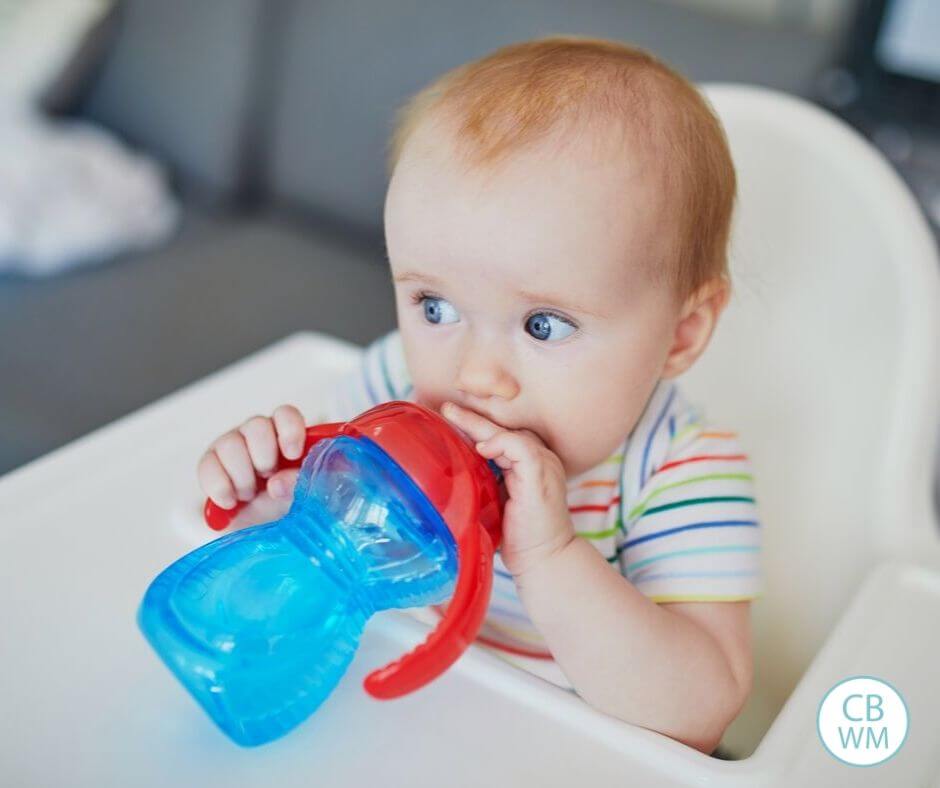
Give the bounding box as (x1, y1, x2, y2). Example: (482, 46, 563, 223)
(342, 402, 505, 699)
(363, 521, 495, 698)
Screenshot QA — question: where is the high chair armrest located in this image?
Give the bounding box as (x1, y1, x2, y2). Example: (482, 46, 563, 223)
(748, 560, 940, 784)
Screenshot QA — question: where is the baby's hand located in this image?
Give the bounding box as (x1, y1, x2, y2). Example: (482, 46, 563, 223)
(440, 401, 575, 579)
(197, 405, 307, 516)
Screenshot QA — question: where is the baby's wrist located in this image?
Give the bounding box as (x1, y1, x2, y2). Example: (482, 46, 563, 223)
(510, 529, 578, 588)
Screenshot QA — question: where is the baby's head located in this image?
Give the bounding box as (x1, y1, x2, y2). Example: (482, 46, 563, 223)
(383, 37, 736, 478)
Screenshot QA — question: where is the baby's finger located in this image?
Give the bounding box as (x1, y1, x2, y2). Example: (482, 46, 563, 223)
(197, 450, 237, 509)
(441, 402, 503, 443)
(212, 430, 257, 501)
(267, 468, 300, 500)
(476, 431, 542, 485)
(239, 416, 279, 477)
(472, 436, 513, 467)
(272, 404, 306, 460)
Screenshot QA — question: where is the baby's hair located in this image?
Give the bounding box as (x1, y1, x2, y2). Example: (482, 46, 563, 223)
(387, 36, 737, 302)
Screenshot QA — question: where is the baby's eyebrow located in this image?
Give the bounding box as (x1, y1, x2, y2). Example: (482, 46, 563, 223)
(516, 288, 605, 319)
(393, 270, 604, 318)
(392, 270, 443, 285)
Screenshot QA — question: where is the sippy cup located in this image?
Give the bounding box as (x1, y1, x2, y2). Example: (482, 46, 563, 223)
(138, 401, 505, 747)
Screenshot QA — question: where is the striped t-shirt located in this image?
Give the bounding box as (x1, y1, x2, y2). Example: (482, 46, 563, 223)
(324, 330, 763, 687)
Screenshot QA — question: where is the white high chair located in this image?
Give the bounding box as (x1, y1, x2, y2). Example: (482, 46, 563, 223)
(0, 84, 937, 787)
(687, 82, 940, 763)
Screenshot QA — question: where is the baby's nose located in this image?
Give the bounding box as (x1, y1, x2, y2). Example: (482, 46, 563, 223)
(455, 343, 519, 401)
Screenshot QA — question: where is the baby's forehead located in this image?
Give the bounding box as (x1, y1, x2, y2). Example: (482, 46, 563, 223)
(399, 118, 670, 235)
(391, 189, 666, 307)
(389, 111, 677, 292)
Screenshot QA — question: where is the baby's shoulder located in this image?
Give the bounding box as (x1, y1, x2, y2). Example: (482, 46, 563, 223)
(324, 328, 411, 422)
(359, 328, 410, 391)
(620, 380, 752, 501)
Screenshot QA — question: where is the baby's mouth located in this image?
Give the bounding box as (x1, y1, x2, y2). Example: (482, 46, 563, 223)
(454, 403, 548, 444)
(427, 397, 550, 447)
(451, 402, 508, 429)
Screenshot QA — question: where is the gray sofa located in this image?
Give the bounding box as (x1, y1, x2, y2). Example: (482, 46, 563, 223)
(0, 0, 840, 475)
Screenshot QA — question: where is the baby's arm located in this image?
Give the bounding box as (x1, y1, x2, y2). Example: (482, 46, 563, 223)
(515, 540, 752, 754)
(440, 400, 752, 754)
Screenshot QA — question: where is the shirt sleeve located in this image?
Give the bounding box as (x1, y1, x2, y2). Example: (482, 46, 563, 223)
(615, 427, 763, 603)
(323, 329, 413, 423)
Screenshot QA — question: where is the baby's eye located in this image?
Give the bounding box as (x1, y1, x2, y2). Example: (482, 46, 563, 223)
(524, 312, 576, 342)
(420, 295, 460, 325)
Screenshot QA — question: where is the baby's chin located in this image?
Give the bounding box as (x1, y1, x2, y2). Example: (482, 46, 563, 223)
(557, 455, 591, 480)
(556, 443, 623, 480)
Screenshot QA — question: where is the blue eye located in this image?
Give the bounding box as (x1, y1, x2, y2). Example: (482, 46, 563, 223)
(525, 312, 576, 342)
(421, 296, 460, 325)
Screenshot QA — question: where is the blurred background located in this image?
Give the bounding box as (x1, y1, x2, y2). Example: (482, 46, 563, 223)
(0, 0, 937, 486)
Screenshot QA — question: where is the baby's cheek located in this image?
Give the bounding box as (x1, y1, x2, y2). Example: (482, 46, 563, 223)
(555, 413, 625, 477)
(400, 342, 451, 408)
(410, 385, 448, 414)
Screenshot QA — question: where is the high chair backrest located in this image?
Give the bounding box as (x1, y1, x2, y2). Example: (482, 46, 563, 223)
(681, 84, 940, 742)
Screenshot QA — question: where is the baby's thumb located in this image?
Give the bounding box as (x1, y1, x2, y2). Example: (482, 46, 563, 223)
(267, 468, 300, 500)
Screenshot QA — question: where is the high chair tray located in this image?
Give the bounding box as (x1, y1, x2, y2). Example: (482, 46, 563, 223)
(0, 332, 936, 787)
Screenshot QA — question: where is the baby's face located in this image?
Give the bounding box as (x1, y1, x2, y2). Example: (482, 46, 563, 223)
(384, 123, 683, 478)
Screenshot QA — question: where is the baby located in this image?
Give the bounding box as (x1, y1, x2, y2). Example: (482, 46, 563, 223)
(197, 37, 762, 755)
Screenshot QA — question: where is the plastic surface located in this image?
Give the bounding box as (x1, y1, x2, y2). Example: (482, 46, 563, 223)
(140, 433, 456, 745)
(142, 401, 504, 745)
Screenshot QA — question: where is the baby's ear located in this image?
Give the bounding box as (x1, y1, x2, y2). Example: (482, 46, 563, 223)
(661, 278, 730, 380)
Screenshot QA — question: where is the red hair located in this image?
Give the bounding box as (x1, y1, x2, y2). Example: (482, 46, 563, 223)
(387, 36, 737, 300)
